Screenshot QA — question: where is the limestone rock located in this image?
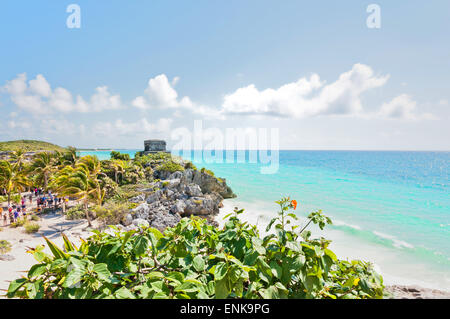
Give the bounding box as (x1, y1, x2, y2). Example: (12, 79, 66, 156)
(132, 218, 150, 228)
(149, 211, 181, 232)
(124, 214, 133, 226)
(170, 200, 187, 214)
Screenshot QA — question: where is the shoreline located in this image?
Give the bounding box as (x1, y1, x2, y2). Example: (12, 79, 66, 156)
(218, 198, 450, 298)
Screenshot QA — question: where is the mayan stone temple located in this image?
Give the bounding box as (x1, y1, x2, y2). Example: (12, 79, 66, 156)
(141, 139, 169, 155)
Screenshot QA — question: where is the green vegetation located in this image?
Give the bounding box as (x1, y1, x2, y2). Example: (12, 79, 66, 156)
(135, 152, 172, 163)
(65, 205, 86, 220)
(184, 161, 197, 170)
(200, 167, 215, 176)
(0, 240, 12, 254)
(10, 217, 27, 228)
(6, 198, 384, 299)
(156, 161, 185, 173)
(0, 194, 20, 204)
(0, 160, 30, 205)
(0, 140, 66, 152)
(93, 202, 130, 226)
(24, 222, 40, 234)
(110, 151, 130, 161)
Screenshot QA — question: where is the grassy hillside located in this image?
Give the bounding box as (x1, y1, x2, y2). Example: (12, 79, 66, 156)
(0, 140, 67, 152)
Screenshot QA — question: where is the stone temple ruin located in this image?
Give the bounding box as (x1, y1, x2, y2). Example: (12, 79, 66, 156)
(141, 139, 169, 155)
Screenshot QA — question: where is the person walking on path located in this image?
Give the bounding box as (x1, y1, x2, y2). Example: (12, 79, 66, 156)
(1, 208, 7, 226)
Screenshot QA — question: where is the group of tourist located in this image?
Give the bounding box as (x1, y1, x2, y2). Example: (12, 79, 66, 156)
(0, 188, 69, 226)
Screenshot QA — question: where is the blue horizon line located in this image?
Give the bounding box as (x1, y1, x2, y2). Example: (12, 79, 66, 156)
(77, 149, 450, 152)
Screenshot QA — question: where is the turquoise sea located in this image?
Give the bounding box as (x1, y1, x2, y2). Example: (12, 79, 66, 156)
(79, 150, 450, 290)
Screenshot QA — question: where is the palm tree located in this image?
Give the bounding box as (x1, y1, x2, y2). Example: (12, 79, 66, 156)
(50, 164, 105, 227)
(55, 146, 79, 167)
(50, 155, 106, 227)
(109, 159, 125, 184)
(65, 146, 79, 165)
(0, 160, 30, 205)
(10, 150, 27, 171)
(30, 152, 58, 190)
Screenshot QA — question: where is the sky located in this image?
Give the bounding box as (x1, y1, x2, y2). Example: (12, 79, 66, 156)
(0, 0, 449, 150)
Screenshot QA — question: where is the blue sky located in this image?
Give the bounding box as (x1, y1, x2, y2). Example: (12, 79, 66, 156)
(0, 0, 449, 150)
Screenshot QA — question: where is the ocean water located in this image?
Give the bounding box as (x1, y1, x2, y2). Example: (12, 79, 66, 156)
(79, 150, 450, 290)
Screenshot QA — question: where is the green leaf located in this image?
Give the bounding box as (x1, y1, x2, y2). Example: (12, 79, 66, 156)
(324, 248, 337, 261)
(252, 237, 266, 255)
(43, 236, 68, 259)
(147, 271, 165, 279)
(133, 235, 149, 256)
(174, 281, 199, 293)
(114, 287, 136, 299)
(215, 277, 229, 299)
(270, 260, 282, 279)
(62, 233, 77, 252)
(27, 264, 47, 279)
(7, 278, 27, 297)
(63, 267, 85, 288)
(93, 263, 111, 281)
(214, 262, 227, 281)
(120, 230, 136, 250)
(192, 255, 205, 272)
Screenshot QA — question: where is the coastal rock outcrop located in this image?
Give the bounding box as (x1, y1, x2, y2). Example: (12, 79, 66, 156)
(123, 168, 230, 231)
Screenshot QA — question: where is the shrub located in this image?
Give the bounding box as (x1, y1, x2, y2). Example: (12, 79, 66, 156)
(24, 222, 40, 234)
(184, 161, 197, 170)
(200, 167, 215, 176)
(110, 151, 130, 161)
(65, 205, 85, 220)
(100, 176, 119, 200)
(0, 194, 21, 204)
(10, 217, 26, 228)
(31, 215, 40, 221)
(93, 202, 130, 226)
(121, 165, 145, 185)
(110, 184, 145, 204)
(7, 198, 384, 299)
(156, 160, 184, 173)
(0, 240, 12, 254)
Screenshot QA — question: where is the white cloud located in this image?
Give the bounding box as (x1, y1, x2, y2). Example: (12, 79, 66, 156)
(29, 74, 51, 97)
(131, 74, 223, 118)
(132, 74, 193, 110)
(2, 73, 123, 114)
(378, 94, 435, 120)
(93, 117, 173, 137)
(8, 120, 31, 130)
(221, 64, 389, 118)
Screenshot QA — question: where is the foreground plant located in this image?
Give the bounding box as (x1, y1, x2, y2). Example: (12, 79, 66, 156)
(6, 198, 384, 299)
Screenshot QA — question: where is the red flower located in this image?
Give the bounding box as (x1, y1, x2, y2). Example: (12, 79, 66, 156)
(291, 200, 297, 210)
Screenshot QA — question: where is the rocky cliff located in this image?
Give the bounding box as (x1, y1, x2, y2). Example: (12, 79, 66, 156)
(119, 168, 236, 232)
